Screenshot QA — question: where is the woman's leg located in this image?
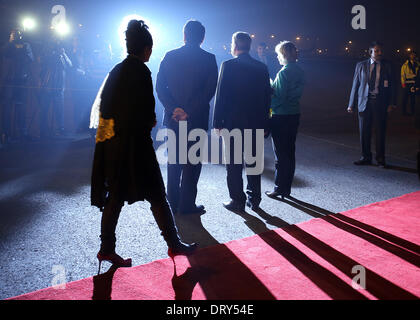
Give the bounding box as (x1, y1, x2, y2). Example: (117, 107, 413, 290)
(271, 115, 299, 197)
(97, 192, 131, 271)
(99, 193, 124, 254)
(148, 193, 197, 257)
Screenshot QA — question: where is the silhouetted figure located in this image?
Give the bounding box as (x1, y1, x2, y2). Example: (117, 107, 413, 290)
(90, 20, 197, 271)
(38, 36, 72, 138)
(156, 20, 218, 214)
(213, 32, 271, 211)
(255, 42, 281, 80)
(92, 265, 118, 300)
(347, 41, 397, 168)
(265, 41, 305, 199)
(0, 29, 34, 144)
(68, 36, 89, 133)
(401, 51, 419, 116)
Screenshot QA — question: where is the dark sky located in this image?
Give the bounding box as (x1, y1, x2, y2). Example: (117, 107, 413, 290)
(0, 0, 418, 53)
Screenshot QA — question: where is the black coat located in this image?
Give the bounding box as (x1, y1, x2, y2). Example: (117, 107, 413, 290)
(1, 40, 34, 84)
(213, 53, 271, 130)
(156, 44, 218, 130)
(91, 55, 165, 210)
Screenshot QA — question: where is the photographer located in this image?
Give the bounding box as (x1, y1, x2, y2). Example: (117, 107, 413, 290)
(38, 35, 72, 138)
(0, 28, 34, 145)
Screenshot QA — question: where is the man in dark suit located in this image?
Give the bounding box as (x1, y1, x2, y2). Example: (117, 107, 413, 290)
(156, 20, 218, 214)
(347, 41, 397, 168)
(255, 42, 281, 80)
(213, 32, 271, 211)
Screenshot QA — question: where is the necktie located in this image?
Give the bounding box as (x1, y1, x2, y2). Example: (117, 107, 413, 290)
(369, 62, 377, 92)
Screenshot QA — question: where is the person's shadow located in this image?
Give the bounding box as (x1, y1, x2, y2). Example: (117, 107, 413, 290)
(172, 211, 276, 300)
(171, 263, 215, 300)
(255, 196, 419, 299)
(92, 265, 119, 300)
(383, 164, 418, 174)
(225, 205, 368, 299)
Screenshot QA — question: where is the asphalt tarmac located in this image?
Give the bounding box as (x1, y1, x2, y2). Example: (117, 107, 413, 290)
(0, 59, 419, 300)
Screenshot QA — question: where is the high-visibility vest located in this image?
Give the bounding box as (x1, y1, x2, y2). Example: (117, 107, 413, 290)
(401, 60, 419, 85)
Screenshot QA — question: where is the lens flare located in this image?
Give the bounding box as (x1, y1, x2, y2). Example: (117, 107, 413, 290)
(54, 21, 71, 36)
(22, 17, 36, 31)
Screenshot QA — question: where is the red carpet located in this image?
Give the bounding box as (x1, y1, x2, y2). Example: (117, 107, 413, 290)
(9, 192, 420, 300)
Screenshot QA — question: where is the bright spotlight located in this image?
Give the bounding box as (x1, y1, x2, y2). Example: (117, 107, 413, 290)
(118, 14, 158, 52)
(54, 21, 70, 36)
(22, 17, 36, 31)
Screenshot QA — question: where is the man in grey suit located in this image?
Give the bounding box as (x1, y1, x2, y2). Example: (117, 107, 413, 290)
(347, 41, 397, 167)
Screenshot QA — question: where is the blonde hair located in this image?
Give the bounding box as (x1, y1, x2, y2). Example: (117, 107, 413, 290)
(275, 41, 297, 63)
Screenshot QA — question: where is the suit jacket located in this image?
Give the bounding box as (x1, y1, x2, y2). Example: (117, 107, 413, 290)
(213, 53, 271, 130)
(156, 44, 218, 130)
(255, 52, 281, 80)
(348, 59, 397, 112)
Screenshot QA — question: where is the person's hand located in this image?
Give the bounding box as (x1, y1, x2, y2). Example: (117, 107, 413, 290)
(214, 128, 223, 136)
(347, 106, 354, 114)
(387, 105, 396, 113)
(152, 119, 157, 128)
(172, 107, 188, 122)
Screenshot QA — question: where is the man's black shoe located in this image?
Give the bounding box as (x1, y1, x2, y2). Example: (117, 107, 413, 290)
(376, 160, 387, 168)
(265, 191, 289, 200)
(353, 159, 372, 166)
(179, 205, 205, 215)
(223, 200, 245, 212)
(246, 200, 260, 211)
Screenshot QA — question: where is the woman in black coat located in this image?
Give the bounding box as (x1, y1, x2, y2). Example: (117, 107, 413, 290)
(91, 20, 197, 270)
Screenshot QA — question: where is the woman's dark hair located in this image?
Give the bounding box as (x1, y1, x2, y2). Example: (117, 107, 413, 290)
(183, 20, 205, 45)
(125, 20, 153, 55)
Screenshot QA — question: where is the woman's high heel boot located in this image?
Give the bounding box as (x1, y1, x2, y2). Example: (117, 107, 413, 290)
(150, 201, 198, 258)
(97, 234, 132, 274)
